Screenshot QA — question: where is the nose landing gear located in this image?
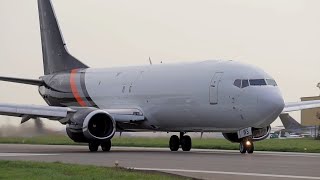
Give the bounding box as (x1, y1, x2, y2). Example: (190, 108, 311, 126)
(239, 138, 254, 154)
(169, 132, 192, 151)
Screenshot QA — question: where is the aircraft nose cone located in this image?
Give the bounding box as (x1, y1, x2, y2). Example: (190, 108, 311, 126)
(260, 93, 285, 111)
(257, 91, 285, 126)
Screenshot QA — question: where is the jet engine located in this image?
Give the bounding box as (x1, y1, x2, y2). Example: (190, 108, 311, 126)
(222, 126, 271, 143)
(66, 108, 116, 143)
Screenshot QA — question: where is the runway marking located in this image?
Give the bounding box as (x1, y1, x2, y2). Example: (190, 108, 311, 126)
(255, 153, 320, 158)
(115, 147, 320, 158)
(114, 147, 320, 158)
(131, 167, 320, 179)
(196, 151, 320, 158)
(0, 153, 59, 157)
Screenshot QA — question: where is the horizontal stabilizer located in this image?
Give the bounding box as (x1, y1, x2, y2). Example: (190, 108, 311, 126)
(0, 76, 43, 86)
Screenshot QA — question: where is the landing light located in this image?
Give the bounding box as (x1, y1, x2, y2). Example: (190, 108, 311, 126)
(246, 141, 251, 146)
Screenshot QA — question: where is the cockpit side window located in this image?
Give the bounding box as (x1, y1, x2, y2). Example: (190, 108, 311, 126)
(266, 79, 277, 86)
(249, 79, 267, 86)
(241, 80, 249, 88)
(233, 79, 241, 88)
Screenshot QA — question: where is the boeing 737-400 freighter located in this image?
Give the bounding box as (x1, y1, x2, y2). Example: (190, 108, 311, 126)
(1, 0, 320, 154)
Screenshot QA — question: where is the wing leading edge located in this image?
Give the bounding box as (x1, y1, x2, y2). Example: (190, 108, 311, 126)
(0, 103, 145, 124)
(282, 100, 320, 113)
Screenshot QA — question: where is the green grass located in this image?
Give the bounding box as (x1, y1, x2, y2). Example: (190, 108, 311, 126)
(0, 160, 186, 180)
(1, 135, 320, 153)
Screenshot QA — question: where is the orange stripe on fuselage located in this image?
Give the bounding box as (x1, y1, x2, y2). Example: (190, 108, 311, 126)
(70, 69, 87, 107)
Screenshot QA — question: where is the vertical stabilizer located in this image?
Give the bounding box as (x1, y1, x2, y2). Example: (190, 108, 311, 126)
(279, 113, 304, 130)
(38, 0, 88, 75)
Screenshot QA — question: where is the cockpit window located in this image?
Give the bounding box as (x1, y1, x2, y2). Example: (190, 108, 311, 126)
(249, 79, 267, 86)
(266, 79, 277, 86)
(233, 79, 241, 88)
(241, 80, 249, 88)
(234, 78, 276, 88)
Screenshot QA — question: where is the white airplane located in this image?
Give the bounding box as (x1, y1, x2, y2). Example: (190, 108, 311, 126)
(0, 0, 320, 154)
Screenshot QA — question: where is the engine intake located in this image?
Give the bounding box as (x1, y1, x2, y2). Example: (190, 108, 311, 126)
(66, 108, 116, 143)
(83, 110, 115, 140)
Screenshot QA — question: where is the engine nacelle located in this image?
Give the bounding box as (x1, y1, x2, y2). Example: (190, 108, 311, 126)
(66, 108, 116, 143)
(222, 126, 271, 143)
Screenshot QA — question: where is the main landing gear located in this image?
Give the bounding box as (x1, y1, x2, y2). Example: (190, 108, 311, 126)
(169, 132, 192, 151)
(239, 138, 254, 154)
(88, 139, 112, 152)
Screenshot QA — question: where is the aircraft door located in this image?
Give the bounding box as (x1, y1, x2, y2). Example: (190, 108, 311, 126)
(209, 72, 223, 105)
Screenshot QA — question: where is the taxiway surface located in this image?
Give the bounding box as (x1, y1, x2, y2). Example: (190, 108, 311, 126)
(0, 144, 319, 180)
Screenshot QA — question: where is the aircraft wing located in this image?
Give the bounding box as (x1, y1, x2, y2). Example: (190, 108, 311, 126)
(0, 103, 75, 124)
(282, 100, 320, 113)
(104, 108, 145, 122)
(0, 103, 145, 124)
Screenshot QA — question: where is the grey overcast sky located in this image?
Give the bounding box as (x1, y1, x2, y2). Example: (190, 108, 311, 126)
(0, 0, 320, 127)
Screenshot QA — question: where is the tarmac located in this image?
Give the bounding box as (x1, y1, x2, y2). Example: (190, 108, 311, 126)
(0, 144, 319, 180)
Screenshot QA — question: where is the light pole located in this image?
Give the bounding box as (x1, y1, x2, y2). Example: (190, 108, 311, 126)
(317, 82, 320, 92)
(317, 83, 320, 138)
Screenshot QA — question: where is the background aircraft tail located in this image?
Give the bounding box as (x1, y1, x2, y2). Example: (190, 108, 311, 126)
(279, 113, 304, 130)
(38, 0, 88, 75)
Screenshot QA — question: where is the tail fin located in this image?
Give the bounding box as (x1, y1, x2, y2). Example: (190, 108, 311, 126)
(279, 113, 304, 130)
(38, 0, 88, 75)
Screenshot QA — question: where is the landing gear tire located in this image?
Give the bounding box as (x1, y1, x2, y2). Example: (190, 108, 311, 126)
(181, 135, 192, 151)
(101, 140, 111, 152)
(89, 142, 99, 152)
(246, 143, 254, 154)
(239, 139, 254, 154)
(169, 135, 180, 151)
(239, 142, 246, 154)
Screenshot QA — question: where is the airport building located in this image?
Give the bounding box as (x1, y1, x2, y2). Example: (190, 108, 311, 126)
(301, 91, 320, 138)
(301, 96, 320, 126)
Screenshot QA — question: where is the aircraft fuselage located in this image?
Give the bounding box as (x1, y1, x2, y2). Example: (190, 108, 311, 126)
(39, 60, 285, 132)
